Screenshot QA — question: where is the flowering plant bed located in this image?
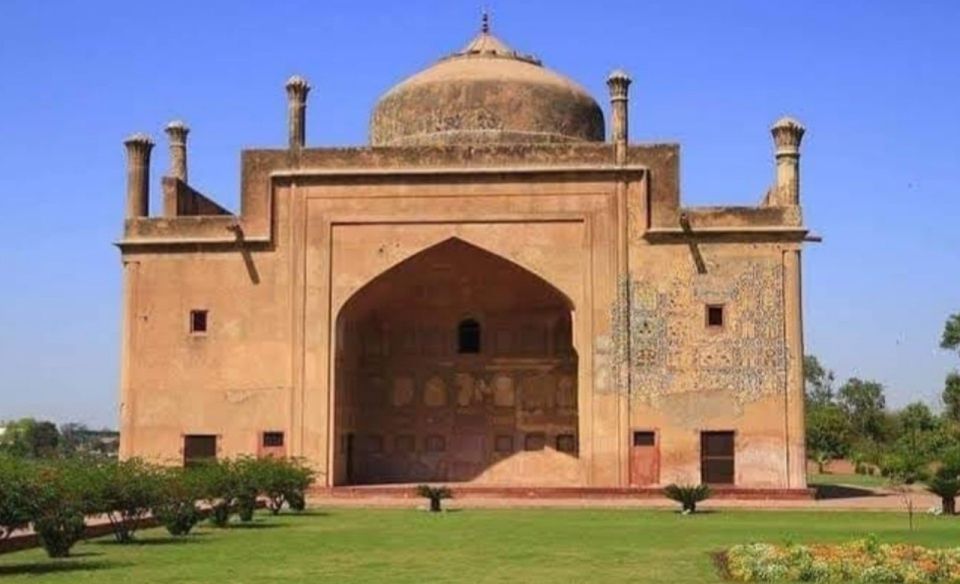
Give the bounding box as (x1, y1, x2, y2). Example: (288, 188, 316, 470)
(725, 537, 960, 583)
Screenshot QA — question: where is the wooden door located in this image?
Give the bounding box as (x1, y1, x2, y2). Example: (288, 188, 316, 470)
(629, 431, 659, 486)
(700, 431, 735, 485)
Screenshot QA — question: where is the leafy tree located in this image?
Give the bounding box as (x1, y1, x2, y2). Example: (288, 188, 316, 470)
(0, 455, 35, 539)
(898, 402, 938, 434)
(927, 470, 959, 515)
(927, 447, 960, 515)
(31, 458, 103, 557)
(837, 378, 887, 442)
(192, 460, 236, 527)
(255, 456, 315, 515)
(97, 458, 162, 542)
(943, 372, 960, 424)
(880, 449, 929, 485)
(153, 466, 205, 536)
(0, 418, 61, 458)
(941, 313, 960, 356)
(804, 355, 835, 407)
(58, 423, 89, 456)
(806, 404, 852, 470)
(231, 457, 261, 522)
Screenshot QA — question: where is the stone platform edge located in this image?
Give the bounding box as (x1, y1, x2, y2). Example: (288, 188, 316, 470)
(314, 485, 817, 501)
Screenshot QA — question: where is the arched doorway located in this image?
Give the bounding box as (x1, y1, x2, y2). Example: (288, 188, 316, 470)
(333, 238, 578, 485)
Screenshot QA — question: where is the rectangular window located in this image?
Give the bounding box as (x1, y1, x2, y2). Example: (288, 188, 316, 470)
(425, 434, 446, 453)
(701, 431, 735, 485)
(524, 432, 546, 451)
(365, 434, 384, 453)
(633, 431, 656, 447)
(494, 434, 514, 453)
(395, 434, 416, 453)
(706, 305, 724, 328)
(262, 431, 284, 448)
(190, 309, 208, 334)
(183, 434, 217, 467)
(556, 434, 577, 453)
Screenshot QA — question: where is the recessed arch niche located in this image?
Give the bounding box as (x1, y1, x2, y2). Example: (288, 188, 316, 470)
(333, 238, 579, 485)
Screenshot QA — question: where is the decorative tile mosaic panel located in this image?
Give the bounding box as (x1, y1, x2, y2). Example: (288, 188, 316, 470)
(602, 257, 786, 405)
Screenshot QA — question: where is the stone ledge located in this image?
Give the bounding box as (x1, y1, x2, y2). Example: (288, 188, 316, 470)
(314, 485, 816, 501)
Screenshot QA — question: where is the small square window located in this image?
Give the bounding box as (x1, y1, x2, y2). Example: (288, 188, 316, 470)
(524, 433, 546, 451)
(190, 309, 208, 334)
(633, 431, 656, 447)
(262, 431, 284, 448)
(183, 434, 217, 467)
(494, 435, 514, 453)
(365, 434, 384, 453)
(395, 434, 416, 453)
(425, 434, 446, 452)
(556, 434, 577, 453)
(706, 305, 724, 328)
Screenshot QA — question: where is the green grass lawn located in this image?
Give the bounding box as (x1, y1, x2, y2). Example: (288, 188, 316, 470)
(1, 508, 958, 583)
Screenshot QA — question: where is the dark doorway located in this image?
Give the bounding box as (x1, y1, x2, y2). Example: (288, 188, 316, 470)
(345, 433, 356, 484)
(700, 431, 735, 485)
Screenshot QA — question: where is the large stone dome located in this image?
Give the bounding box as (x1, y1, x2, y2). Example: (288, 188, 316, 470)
(370, 23, 605, 146)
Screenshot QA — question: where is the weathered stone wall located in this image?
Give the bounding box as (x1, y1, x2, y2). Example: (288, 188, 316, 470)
(117, 183, 295, 463)
(618, 242, 799, 488)
(119, 140, 806, 490)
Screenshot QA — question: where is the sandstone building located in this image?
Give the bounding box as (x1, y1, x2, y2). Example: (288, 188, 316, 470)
(117, 20, 812, 493)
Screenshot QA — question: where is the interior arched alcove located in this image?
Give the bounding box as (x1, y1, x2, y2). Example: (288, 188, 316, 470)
(332, 238, 579, 485)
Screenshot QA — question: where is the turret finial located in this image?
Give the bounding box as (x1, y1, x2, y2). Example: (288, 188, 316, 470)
(481, 9, 490, 34)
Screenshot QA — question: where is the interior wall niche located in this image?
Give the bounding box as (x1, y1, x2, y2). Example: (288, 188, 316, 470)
(334, 238, 579, 485)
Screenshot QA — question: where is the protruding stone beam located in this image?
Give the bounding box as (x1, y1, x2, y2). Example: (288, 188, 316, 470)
(285, 75, 311, 149)
(123, 133, 154, 218)
(771, 116, 806, 206)
(164, 120, 190, 182)
(607, 69, 632, 165)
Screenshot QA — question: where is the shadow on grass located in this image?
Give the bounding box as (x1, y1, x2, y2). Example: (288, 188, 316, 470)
(711, 551, 731, 581)
(277, 511, 329, 518)
(228, 522, 283, 529)
(0, 559, 124, 576)
(814, 484, 884, 500)
(92, 535, 208, 547)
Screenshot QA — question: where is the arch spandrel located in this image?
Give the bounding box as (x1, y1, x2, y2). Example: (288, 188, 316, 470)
(328, 223, 585, 321)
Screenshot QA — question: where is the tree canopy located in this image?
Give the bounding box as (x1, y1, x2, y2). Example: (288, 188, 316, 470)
(941, 313, 960, 356)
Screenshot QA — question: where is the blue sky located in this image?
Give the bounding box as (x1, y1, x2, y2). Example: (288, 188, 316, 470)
(1, 1, 957, 428)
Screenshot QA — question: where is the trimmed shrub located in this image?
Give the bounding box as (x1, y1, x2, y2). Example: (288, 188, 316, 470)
(31, 458, 102, 558)
(153, 466, 205, 536)
(231, 457, 261, 522)
(0, 455, 35, 539)
(927, 468, 960, 516)
(286, 490, 306, 512)
(280, 459, 314, 514)
(416, 485, 452, 512)
(663, 483, 711, 514)
(97, 458, 162, 542)
(191, 460, 236, 527)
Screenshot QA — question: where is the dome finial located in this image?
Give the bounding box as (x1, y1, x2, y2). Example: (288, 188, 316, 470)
(481, 8, 490, 34)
